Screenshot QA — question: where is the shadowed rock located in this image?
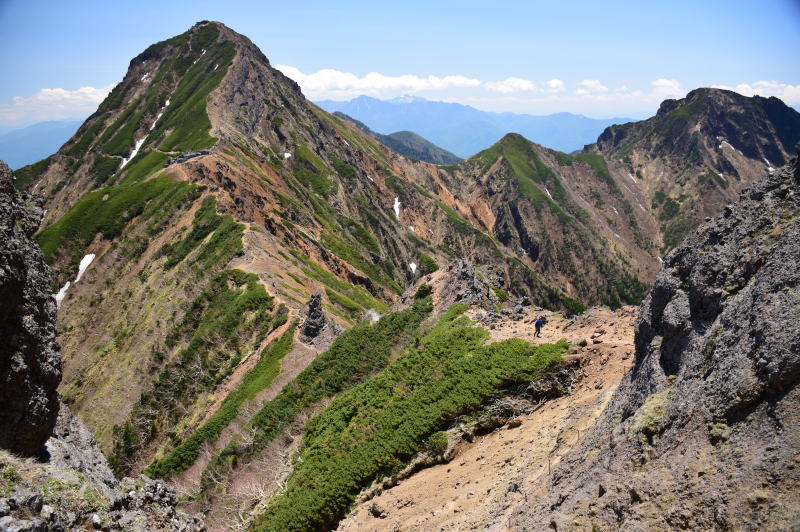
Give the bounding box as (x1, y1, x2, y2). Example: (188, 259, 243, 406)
(0, 160, 61, 456)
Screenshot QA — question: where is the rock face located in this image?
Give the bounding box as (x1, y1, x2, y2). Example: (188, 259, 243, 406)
(45, 404, 118, 498)
(299, 293, 342, 349)
(514, 153, 800, 530)
(0, 160, 61, 456)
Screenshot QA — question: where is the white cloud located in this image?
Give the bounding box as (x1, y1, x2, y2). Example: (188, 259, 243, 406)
(485, 77, 538, 93)
(575, 79, 609, 95)
(545, 79, 566, 93)
(276, 65, 481, 99)
(712, 80, 800, 105)
(0, 85, 113, 126)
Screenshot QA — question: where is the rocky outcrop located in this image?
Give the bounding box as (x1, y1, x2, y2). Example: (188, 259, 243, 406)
(0, 160, 61, 456)
(435, 259, 498, 310)
(514, 154, 800, 530)
(0, 449, 205, 532)
(45, 404, 118, 499)
(299, 293, 342, 349)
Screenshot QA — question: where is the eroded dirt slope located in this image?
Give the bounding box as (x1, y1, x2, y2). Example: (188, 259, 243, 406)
(338, 305, 637, 531)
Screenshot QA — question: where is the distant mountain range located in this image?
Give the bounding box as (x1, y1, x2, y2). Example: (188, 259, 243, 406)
(0, 120, 81, 169)
(317, 95, 633, 157)
(333, 112, 461, 164)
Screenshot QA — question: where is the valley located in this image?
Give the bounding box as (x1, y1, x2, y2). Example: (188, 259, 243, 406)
(0, 17, 798, 532)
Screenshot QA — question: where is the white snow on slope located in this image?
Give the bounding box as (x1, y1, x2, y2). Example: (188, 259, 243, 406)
(393, 197, 401, 219)
(716, 172, 727, 182)
(409, 262, 417, 274)
(284, 152, 292, 159)
(408, 226, 415, 233)
(214, 64, 219, 71)
(544, 187, 553, 200)
(365, 309, 380, 323)
(75, 254, 96, 283)
(120, 137, 146, 169)
(140, 72, 150, 82)
(55, 282, 71, 307)
(54, 253, 96, 307)
(627, 172, 637, 183)
(612, 207, 619, 215)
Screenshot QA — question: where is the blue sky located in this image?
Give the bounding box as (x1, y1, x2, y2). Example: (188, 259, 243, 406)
(1, 0, 798, 130)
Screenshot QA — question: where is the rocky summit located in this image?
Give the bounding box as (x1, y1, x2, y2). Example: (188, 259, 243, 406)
(2, 18, 799, 532)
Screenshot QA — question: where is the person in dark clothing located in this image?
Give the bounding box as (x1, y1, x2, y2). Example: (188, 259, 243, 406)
(534, 316, 543, 337)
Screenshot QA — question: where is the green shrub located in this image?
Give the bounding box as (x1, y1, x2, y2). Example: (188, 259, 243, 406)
(325, 287, 362, 315)
(114, 270, 276, 475)
(414, 283, 432, 299)
(252, 304, 568, 531)
(12, 156, 52, 189)
(418, 253, 439, 275)
(158, 195, 243, 270)
(426, 431, 448, 455)
(205, 295, 434, 487)
(90, 155, 120, 184)
(37, 175, 196, 264)
(145, 322, 296, 479)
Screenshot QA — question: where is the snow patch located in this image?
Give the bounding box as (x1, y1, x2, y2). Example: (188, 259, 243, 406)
(283, 152, 292, 159)
(657, 257, 663, 263)
(627, 172, 637, 183)
(214, 64, 219, 71)
(120, 137, 146, 169)
(716, 172, 727, 182)
(365, 309, 381, 323)
(393, 197, 401, 219)
(613, 232, 621, 239)
(192, 49, 206, 65)
(140, 72, 150, 82)
(612, 207, 619, 215)
(165, 99, 170, 107)
(54, 253, 96, 307)
(55, 282, 71, 307)
(75, 254, 96, 283)
(544, 187, 553, 200)
(150, 112, 164, 131)
(408, 262, 417, 274)
(408, 226, 415, 233)
(367, 175, 374, 182)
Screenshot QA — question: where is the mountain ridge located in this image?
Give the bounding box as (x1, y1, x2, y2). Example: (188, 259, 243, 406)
(317, 94, 634, 157)
(8, 20, 800, 531)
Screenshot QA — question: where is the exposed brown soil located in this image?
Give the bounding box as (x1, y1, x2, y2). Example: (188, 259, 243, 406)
(337, 305, 637, 531)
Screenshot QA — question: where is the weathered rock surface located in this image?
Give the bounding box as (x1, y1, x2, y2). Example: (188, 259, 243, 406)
(45, 403, 118, 499)
(299, 292, 342, 349)
(513, 153, 800, 530)
(0, 160, 61, 456)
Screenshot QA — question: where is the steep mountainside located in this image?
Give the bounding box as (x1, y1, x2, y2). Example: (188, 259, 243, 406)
(333, 112, 462, 164)
(514, 154, 800, 530)
(594, 87, 800, 249)
(10, 20, 800, 532)
(14, 21, 611, 485)
(317, 95, 632, 157)
(0, 159, 204, 531)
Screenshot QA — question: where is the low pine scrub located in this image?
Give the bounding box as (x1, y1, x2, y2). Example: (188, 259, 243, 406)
(145, 322, 296, 479)
(252, 304, 568, 531)
(201, 293, 434, 489)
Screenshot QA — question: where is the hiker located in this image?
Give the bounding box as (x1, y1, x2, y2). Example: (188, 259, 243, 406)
(534, 316, 543, 337)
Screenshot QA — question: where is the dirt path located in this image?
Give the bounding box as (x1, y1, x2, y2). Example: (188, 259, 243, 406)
(337, 306, 637, 531)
